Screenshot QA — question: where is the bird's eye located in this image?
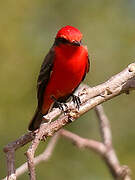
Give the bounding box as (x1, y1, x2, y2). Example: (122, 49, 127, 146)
(56, 37, 69, 44)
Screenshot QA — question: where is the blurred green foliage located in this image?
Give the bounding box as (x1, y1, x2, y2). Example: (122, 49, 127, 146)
(0, 0, 135, 179)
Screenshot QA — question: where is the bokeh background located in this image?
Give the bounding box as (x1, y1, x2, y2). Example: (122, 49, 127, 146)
(0, 0, 135, 179)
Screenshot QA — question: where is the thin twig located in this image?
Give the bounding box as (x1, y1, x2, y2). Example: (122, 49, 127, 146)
(95, 105, 131, 179)
(60, 129, 106, 155)
(3, 133, 59, 180)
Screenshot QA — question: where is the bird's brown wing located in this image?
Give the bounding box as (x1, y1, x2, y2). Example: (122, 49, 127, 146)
(37, 46, 55, 110)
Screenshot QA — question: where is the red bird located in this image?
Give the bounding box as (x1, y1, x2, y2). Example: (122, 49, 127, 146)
(28, 25, 90, 131)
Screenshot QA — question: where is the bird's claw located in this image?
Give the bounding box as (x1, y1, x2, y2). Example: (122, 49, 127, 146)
(57, 102, 68, 114)
(72, 95, 81, 110)
(51, 95, 68, 114)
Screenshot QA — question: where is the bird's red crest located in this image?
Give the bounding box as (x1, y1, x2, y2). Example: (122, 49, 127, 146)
(56, 25, 83, 42)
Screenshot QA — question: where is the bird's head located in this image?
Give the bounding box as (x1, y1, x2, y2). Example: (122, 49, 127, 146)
(55, 25, 83, 46)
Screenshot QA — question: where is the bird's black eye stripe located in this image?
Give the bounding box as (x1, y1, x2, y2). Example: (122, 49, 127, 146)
(55, 37, 69, 45)
(59, 37, 69, 43)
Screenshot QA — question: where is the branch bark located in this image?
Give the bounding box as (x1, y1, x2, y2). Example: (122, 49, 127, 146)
(95, 105, 130, 180)
(3, 63, 135, 180)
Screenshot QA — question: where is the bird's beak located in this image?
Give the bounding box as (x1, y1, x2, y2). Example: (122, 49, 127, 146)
(71, 40, 81, 46)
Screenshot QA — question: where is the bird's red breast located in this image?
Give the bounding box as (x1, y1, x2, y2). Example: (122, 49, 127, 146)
(42, 43, 89, 114)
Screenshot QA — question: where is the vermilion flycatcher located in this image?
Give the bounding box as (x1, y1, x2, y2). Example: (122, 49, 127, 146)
(28, 25, 90, 131)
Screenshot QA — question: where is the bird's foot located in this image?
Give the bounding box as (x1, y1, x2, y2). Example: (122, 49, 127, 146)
(51, 96, 68, 114)
(72, 95, 81, 110)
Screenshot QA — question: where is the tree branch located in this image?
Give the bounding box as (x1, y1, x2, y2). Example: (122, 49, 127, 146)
(3, 133, 59, 180)
(60, 129, 106, 155)
(3, 62, 135, 180)
(95, 105, 131, 180)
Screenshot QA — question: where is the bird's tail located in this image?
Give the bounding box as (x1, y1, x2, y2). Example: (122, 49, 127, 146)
(28, 108, 43, 131)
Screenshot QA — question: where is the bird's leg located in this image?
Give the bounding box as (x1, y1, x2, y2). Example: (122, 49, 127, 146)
(51, 96, 68, 114)
(72, 94, 81, 110)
